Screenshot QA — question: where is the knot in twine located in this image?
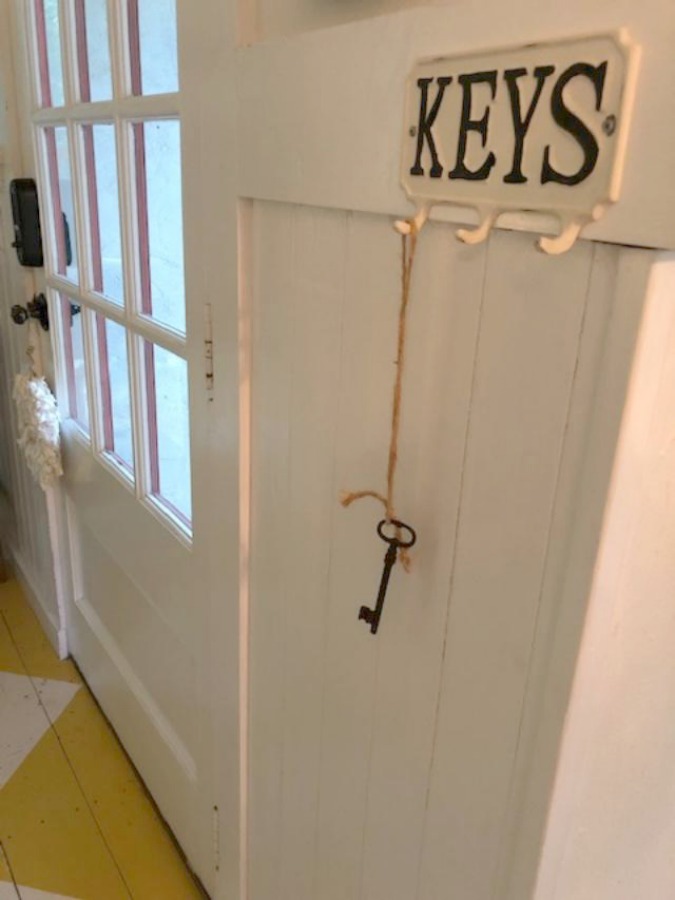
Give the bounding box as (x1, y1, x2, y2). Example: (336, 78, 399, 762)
(340, 216, 420, 571)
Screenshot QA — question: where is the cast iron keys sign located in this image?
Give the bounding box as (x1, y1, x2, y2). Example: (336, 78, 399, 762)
(401, 32, 639, 253)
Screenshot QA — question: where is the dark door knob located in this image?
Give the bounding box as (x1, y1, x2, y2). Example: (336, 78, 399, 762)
(11, 304, 29, 325)
(11, 293, 49, 331)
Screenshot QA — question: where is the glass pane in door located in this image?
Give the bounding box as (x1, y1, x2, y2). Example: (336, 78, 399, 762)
(133, 120, 185, 332)
(43, 126, 79, 283)
(127, 0, 179, 96)
(34, 0, 65, 107)
(97, 315, 134, 472)
(144, 341, 191, 523)
(73, 0, 113, 102)
(81, 123, 123, 303)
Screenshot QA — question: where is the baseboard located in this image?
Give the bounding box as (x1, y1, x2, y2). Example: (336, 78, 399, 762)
(9, 548, 68, 659)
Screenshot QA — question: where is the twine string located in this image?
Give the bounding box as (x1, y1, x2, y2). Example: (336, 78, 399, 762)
(341, 219, 420, 571)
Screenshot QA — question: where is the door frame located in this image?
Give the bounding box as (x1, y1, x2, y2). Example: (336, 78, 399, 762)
(175, 2, 245, 895)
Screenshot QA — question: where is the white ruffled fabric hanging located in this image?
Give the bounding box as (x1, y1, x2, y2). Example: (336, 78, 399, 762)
(13, 322, 63, 491)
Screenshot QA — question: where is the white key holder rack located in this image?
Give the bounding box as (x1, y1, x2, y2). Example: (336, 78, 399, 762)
(397, 31, 640, 253)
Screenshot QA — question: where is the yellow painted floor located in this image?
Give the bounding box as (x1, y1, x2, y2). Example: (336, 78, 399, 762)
(0, 579, 204, 899)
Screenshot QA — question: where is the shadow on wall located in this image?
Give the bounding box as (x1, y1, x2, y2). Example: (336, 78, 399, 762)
(254, 0, 447, 42)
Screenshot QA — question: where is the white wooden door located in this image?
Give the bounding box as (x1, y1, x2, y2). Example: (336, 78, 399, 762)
(13, 0, 223, 889)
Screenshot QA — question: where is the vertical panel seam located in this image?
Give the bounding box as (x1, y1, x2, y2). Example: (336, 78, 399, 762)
(354, 233, 394, 899)
(277, 202, 297, 900)
(412, 234, 492, 900)
(310, 208, 351, 900)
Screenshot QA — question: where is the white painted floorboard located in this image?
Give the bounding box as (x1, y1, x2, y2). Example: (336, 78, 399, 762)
(0, 885, 78, 900)
(0, 672, 79, 790)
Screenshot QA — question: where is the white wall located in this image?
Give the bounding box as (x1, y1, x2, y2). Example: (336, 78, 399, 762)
(535, 255, 675, 899)
(247, 0, 446, 42)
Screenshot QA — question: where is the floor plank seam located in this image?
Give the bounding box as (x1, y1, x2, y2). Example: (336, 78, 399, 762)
(0, 839, 20, 897)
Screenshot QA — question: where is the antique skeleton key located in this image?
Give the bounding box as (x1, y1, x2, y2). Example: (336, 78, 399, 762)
(358, 519, 417, 635)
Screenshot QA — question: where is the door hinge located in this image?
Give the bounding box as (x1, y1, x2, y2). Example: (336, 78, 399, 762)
(212, 805, 220, 872)
(204, 303, 214, 399)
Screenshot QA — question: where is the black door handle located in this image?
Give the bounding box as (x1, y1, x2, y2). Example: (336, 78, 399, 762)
(11, 293, 50, 331)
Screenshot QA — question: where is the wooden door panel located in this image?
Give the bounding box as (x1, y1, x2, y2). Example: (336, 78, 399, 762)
(62, 438, 194, 637)
(66, 516, 199, 855)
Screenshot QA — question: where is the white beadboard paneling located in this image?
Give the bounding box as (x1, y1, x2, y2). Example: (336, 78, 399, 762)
(356, 220, 487, 900)
(310, 210, 399, 900)
(246, 200, 624, 900)
(277, 207, 348, 900)
(248, 199, 297, 900)
(248, 201, 352, 900)
(416, 230, 595, 900)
